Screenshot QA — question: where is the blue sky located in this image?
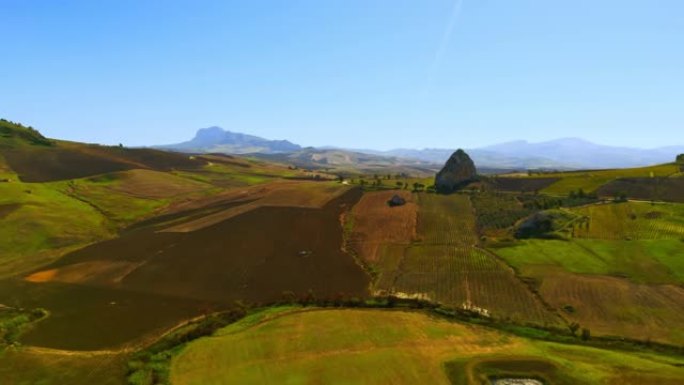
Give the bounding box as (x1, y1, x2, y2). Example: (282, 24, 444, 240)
(1, 0, 682, 150)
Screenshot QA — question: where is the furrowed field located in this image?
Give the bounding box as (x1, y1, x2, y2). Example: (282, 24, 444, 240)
(353, 193, 559, 326)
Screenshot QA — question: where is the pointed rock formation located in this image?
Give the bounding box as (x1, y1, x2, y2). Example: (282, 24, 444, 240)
(435, 149, 477, 193)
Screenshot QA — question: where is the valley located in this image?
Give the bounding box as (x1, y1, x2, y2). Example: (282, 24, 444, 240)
(1, 120, 684, 384)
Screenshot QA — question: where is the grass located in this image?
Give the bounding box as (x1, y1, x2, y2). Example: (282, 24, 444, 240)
(0, 307, 48, 345)
(536, 163, 681, 195)
(0, 349, 126, 385)
(0, 119, 53, 148)
(495, 238, 684, 285)
(169, 308, 684, 385)
(57, 170, 218, 226)
(0, 181, 112, 278)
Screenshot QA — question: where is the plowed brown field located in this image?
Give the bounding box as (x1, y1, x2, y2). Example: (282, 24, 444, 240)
(347, 190, 417, 263)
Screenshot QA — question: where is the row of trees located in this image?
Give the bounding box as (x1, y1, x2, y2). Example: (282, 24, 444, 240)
(352, 178, 436, 192)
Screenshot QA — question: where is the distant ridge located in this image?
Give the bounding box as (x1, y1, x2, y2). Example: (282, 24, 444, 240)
(367, 138, 684, 170)
(157, 126, 301, 154)
(155, 128, 684, 170)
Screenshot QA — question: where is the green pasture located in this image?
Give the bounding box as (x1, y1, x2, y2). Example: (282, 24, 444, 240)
(170, 308, 684, 385)
(495, 238, 684, 285)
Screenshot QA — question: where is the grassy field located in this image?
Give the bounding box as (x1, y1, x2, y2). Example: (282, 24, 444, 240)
(56, 170, 217, 226)
(0, 169, 222, 278)
(495, 238, 684, 285)
(536, 269, 684, 346)
(0, 181, 112, 278)
(170, 308, 684, 385)
(0, 349, 126, 385)
(494, 237, 684, 345)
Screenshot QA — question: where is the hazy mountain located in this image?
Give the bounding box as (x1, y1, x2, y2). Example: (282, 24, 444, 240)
(157, 128, 684, 170)
(370, 138, 684, 169)
(157, 126, 301, 154)
(253, 147, 440, 176)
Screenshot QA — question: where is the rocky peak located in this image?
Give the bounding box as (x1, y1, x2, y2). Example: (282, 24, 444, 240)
(434, 149, 477, 193)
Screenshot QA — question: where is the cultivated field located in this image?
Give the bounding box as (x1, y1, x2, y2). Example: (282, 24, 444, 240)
(541, 164, 681, 195)
(487, 177, 560, 193)
(537, 269, 684, 345)
(470, 192, 534, 237)
(491, 164, 681, 196)
(0, 141, 207, 183)
(571, 201, 684, 240)
(12, 186, 368, 350)
(170, 308, 684, 385)
(346, 190, 417, 263)
(3, 119, 684, 384)
(371, 193, 559, 325)
(598, 177, 684, 203)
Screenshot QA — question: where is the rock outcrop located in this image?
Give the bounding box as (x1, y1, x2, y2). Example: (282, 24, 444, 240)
(434, 149, 477, 193)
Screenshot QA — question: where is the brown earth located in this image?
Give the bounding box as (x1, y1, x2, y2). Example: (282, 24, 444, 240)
(0, 143, 206, 182)
(347, 190, 417, 263)
(0, 203, 21, 219)
(597, 177, 684, 202)
(15, 188, 369, 349)
(488, 177, 560, 193)
(25, 261, 143, 285)
(102, 169, 213, 199)
(160, 181, 350, 232)
(0, 279, 206, 350)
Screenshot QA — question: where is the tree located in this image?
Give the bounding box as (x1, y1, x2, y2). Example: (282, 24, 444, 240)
(568, 322, 580, 336)
(395, 181, 404, 189)
(581, 328, 591, 341)
(677, 154, 684, 163)
(614, 192, 628, 203)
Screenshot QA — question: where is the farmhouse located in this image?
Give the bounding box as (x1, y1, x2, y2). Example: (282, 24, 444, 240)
(387, 194, 406, 207)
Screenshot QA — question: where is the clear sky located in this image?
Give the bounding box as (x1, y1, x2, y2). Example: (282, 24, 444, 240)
(1, 0, 682, 150)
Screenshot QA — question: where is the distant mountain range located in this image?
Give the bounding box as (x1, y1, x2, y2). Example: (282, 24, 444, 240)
(156, 126, 301, 154)
(369, 138, 684, 170)
(157, 127, 684, 170)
